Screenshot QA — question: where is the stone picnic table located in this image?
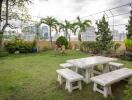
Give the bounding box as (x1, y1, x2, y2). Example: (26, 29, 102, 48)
(67, 56, 117, 83)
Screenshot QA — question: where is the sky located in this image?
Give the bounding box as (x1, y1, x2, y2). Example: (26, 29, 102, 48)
(28, 0, 132, 32)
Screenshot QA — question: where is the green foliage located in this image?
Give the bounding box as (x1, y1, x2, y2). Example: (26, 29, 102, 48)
(113, 43, 121, 51)
(0, 31, 2, 39)
(59, 20, 70, 39)
(0, 31, 3, 46)
(42, 46, 52, 52)
(124, 84, 132, 100)
(0, 47, 8, 57)
(73, 16, 91, 41)
(56, 36, 68, 48)
(126, 10, 132, 39)
(80, 41, 100, 54)
(124, 39, 132, 51)
(0, 50, 131, 100)
(5, 39, 36, 53)
(96, 15, 113, 52)
(40, 16, 59, 46)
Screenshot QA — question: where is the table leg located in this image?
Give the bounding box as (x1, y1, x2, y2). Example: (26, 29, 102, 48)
(91, 66, 95, 77)
(75, 67, 79, 73)
(58, 74, 63, 85)
(83, 68, 91, 83)
(103, 64, 110, 73)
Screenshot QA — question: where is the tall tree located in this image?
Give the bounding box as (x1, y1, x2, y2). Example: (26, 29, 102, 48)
(73, 16, 91, 41)
(0, 0, 31, 47)
(0, 0, 31, 32)
(40, 16, 58, 46)
(96, 15, 113, 52)
(59, 20, 72, 40)
(126, 10, 132, 39)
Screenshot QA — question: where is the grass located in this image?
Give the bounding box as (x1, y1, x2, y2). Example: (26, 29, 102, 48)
(0, 50, 132, 100)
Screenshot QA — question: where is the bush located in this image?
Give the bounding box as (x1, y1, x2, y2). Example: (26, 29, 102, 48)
(124, 84, 132, 100)
(80, 41, 100, 54)
(0, 48, 8, 57)
(42, 46, 51, 51)
(4, 39, 36, 53)
(113, 42, 121, 52)
(56, 36, 68, 48)
(124, 39, 132, 51)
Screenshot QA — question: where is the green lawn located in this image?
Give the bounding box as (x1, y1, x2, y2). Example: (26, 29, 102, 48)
(0, 50, 132, 100)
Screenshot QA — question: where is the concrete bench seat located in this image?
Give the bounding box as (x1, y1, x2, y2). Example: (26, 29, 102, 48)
(60, 63, 74, 69)
(108, 62, 124, 71)
(91, 68, 132, 98)
(56, 68, 83, 93)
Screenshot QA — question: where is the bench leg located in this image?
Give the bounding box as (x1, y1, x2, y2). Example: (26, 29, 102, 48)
(93, 83, 97, 92)
(75, 67, 79, 73)
(103, 64, 110, 73)
(104, 86, 108, 98)
(57, 74, 63, 85)
(93, 83, 112, 98)
(91, 66, 95, 77)
(78, 81, 82, 90)
(108, 86, 112, 96)
(65, 81, 68, 90)
(128, 76, 132, 84)
(67, 81, 72, 93)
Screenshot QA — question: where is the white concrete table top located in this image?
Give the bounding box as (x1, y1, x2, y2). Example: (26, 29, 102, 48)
(67, 56, 117, 69)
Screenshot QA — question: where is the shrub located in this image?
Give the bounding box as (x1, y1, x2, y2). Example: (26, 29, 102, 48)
(124, 39, 132, 51)
(42, 46, 51, 51)
(80, 41, 100, 54)
(124, 84, 132, 100)
(113, 43, 121, 52)
(56, 36, 68, 48)
(0, 48, 8, 57)
(5, 39, 36, 53)
(96, 16, 113, 52)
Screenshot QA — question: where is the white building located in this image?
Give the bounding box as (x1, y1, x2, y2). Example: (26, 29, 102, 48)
(81, 27, 126, 41)
(81, 26, 96, 41)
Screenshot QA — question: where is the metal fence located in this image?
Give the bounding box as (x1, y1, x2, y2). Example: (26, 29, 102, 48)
(2, 2, 132, 41)
(82, 34, 126, 41)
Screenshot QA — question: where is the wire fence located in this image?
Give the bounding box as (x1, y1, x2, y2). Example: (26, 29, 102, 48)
(74, 2, 132, 41)
(2, 2, 132, 41)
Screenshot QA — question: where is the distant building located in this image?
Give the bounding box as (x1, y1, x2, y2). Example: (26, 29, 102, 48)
(81, 26, 96, 41)
(81, 27, 126, 41)
(111, 30, 126, 41)
(40, 25, 49, 39)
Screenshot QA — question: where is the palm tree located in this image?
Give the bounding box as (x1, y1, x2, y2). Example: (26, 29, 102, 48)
(59, 20, 72, 40)
(40, 16, 58, 47)
(74, 16, 91, 41)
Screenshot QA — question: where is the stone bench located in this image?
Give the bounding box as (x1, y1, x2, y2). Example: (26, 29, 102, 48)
(108, 62, 124, 71)
(60, 63, 74, 69)
(56, 68, 83, 93)
(91, 68, 132, 98)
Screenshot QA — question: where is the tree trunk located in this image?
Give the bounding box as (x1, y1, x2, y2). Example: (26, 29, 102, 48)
(0, 0, 3, 48)
(69, 34, 70, 42)
(0, 0, 3, 30)
(49, 26, 52, 47)
(2, 0, 9, 32)
(0, 0, 9, 47)
(66, 29, 68, 40)
(78, 33, 82, 42)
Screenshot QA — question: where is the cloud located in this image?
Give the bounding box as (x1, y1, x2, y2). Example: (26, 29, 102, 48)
(29, 0, 132, 32)
(74, 0, 88, 3)
(107, 0, 131, 14)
